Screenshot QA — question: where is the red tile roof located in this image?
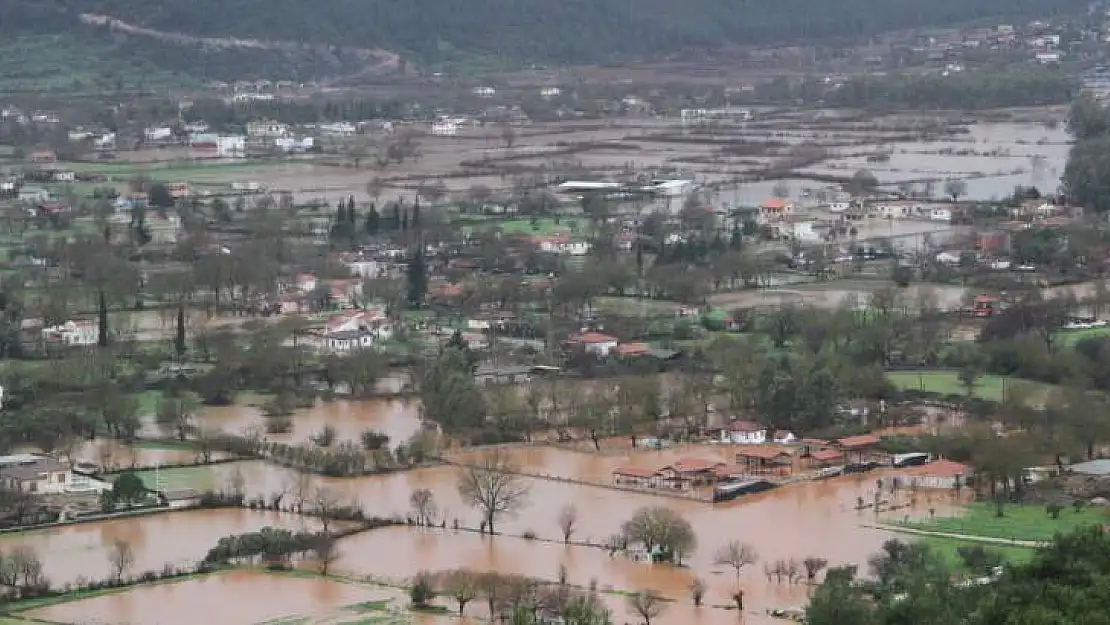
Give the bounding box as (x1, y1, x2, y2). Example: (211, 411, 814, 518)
(571, 332, 618, 344)
(905, 459, 969, 478)
(811, 449, 845, 462)
(665, 458, 726, 474)
(612, 466, 656, 479)
(762, 198, 789, 210)
(736, 446, 793, 461)
(615, 342, 650, 356)
(836, 434, 882, 450)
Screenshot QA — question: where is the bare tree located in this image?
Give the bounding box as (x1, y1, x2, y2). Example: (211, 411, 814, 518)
(444, 569, 479, 616)
(456, 451, 529, 534)
(312, 486, 342, 534)
(714, 541, 758, 584)
(944, 178, 968, 203)
(627, 589, 666, 625)
(690, 578, 706, 607)
(557, 502, 578, 544)
(803, 556, 829, 583)
(226, 465, 246, 500)
(108, 538, 134, 583)
(10, 547, 45, 589)
(366, 177, 386, 202)
(500, 122, 516, 149)
(410, 488, 437, 526)
(308, 533, 338, 577)
(786, 558, 801, 584)
(731, 588, 744, 613)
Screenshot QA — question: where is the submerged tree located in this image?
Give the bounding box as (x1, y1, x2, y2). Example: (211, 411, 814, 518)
(457, 451, 530, 534)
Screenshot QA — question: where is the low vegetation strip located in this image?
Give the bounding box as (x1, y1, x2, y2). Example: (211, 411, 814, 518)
(885, 370, 1053, 403)
(897, 502, 1106, 542)
(915, 535, 1035, 571)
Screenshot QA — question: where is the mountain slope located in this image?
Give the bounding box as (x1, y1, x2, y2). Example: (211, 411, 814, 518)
(63, 0, 1090, 63)
(0, 0, 1092, 86)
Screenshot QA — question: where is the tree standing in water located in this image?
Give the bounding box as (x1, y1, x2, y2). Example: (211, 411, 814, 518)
(457, 450, 529, 535)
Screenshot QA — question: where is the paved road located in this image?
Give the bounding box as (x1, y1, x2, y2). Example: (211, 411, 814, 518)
(863, 523, 1046, 547)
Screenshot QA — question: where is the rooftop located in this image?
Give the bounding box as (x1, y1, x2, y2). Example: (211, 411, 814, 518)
(836, 434, 882, 449)
(1070, 459, 1110, 476)
(905, 459, 969, 478)
(665, 458, 726, 473)
(612, 466, 656, 479)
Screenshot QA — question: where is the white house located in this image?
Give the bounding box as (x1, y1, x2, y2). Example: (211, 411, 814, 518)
(295, 273, 317, 293)
(540, 87, 562, 98)
(319, 122, 356, 136)
(342, 255, 382, 278)
(431, 119, 460, 136)
(0, 455, 107, 494)
(246, 119, 289, 138)
(569, 332, 618, 356)
(42, 320, 98, 346)
(828, 201, 851, 212)
(720, 420, 768, 445)
(929, 206, 952, 222)
(1035, 51, 1062, 64)
(534, 236, 590, 255)
(144, 126, 174, 142)
(307, 309, 393, 354)
(472, 86, 496, 98)
(773, 430, 798, 444)
(902, 459, 970, 489)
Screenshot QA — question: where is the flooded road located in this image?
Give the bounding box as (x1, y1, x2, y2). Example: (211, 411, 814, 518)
(0, 509, 320, 587)
(27, 569, 395, 625)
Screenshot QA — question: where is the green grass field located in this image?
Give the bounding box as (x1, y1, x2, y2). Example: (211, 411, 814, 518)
(499, 218, 583, 236)
(1055, 326, 1110, 347)
(903, 501, 1106, 542)
(916, 535, 1035, 571)
(886, 370, 1052, 403)
(127, 464, 223, 491)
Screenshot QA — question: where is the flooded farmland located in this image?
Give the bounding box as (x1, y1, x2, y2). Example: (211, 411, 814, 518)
(142, 394, 424, 447)
(27, 569, 399, 625)
(118, 443, 963, 623)
(0, 508, 320, 587)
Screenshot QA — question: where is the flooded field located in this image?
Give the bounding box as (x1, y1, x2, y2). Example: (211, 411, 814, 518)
(0, 508, 320, 587)
(19, 438, 968, 623)
(74, 440, 233, 471)
(26, 570, 399, 625)
(107, 109, 1068, 212)
(144, 395, 424, 448)
(709, 278, 1105, 312)
(135, 451, 958, 619)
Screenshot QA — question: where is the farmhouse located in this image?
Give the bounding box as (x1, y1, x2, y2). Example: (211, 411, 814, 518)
(903, 459, 970, 489)
(720, 420, 768, 445)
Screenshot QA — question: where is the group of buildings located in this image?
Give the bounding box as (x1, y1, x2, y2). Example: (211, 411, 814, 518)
(611, 419, 972, 499)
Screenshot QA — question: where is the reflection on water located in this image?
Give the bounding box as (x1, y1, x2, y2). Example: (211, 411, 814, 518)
(26, 569, 394, 625)
(16, 441, 967, 624)
(0, 509, 319, 587)
(145, 394, 423, 447)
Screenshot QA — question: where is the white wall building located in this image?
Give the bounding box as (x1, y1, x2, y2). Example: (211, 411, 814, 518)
(42, 320, 98, 346)
(720, 420, 768, 445)
(431, 119, 460, 136)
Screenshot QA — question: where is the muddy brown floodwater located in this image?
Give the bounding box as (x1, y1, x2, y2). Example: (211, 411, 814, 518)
(26, 569, 395, 625)
(36, 443, 965, 624)
(148, 395, 424, 447)
(0, 508, 321, 587)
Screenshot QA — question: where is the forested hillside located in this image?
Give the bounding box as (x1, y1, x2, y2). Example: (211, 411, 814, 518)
(27, 0, 1099, 64)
